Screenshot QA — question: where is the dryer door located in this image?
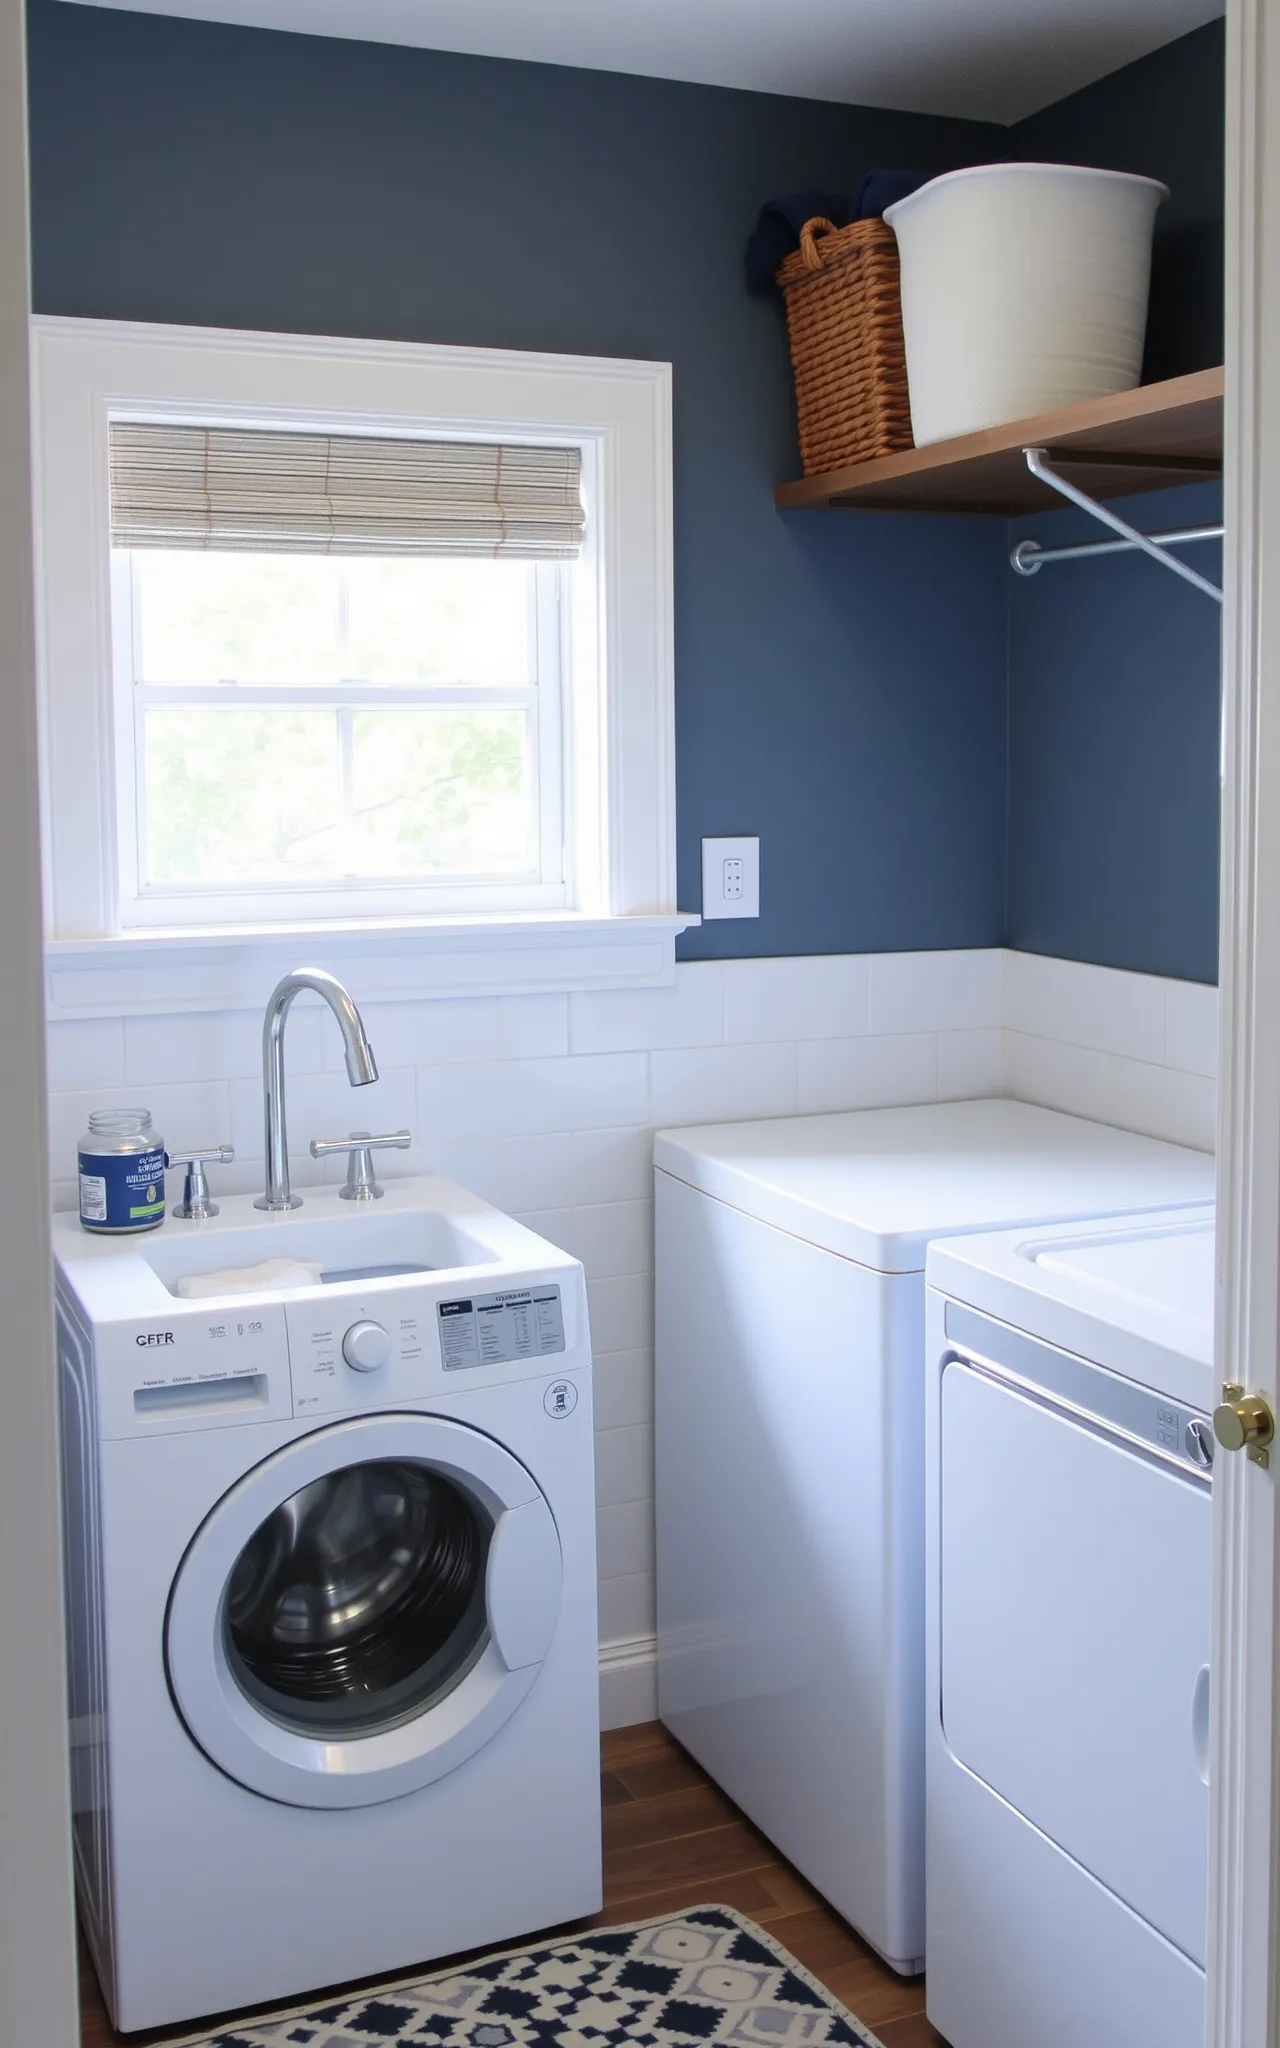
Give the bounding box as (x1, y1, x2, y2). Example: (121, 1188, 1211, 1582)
(939, 1357, 1210, 1964)
(165, 1413, 562, 1808)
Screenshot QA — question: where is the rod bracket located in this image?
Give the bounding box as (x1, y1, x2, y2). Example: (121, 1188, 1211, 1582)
(1011, 539, 1045, 578)
(1022, 447, 1223, 604)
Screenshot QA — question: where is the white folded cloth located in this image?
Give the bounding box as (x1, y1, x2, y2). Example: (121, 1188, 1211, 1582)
(174, 1257, 323, 1299)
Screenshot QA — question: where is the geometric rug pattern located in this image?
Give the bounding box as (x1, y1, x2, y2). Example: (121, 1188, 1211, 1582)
(172, 1907, 885, 2048)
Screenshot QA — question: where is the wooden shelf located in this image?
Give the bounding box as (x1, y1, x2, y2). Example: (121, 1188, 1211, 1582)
(775, 367, 1224, 516)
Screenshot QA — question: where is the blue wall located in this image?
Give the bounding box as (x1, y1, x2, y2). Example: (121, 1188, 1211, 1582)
(1006, 21, 1224, 984)
(1005, 483, 1221, 981)
(23, 4, 1225, 978)
(1012, 20, 1224, 384)
(24, 0, 1009, 962)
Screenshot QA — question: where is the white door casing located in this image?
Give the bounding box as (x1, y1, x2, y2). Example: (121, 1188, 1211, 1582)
(0, 0, 1269, 2040)
(1209, 0, 1280, 2041)
(166, 1414, 562, 1810)
(0, 1, 80, 2043)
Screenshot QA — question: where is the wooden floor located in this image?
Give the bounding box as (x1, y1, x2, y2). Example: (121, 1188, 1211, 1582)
(80, 1720, 944, 2047)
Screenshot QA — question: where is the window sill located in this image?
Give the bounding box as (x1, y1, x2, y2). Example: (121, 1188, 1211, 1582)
(44, 912, 701, 1020)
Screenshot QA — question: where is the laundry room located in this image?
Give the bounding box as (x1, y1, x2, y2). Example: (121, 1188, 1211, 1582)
(0, 0, 1250, 2045)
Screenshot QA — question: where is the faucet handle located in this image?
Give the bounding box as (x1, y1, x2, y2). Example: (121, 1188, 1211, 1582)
(165, 1144, 235, 1221)
(309, 1130, 411, 1203)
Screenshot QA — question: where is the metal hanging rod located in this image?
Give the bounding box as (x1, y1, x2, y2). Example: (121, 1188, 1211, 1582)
(1017, 446, 1224, 605)
(1012, 523, 1223, 576)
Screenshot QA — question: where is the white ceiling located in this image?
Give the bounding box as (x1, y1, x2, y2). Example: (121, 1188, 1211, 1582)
(60, 0, 1223, 125)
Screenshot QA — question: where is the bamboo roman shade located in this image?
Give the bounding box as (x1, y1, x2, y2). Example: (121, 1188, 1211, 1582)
(108, 422, 586, 559)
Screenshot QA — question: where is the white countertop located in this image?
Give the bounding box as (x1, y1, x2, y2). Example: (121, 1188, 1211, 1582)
(654, 1098, 1215, 1273)
(928, 1203, 1216, 1407)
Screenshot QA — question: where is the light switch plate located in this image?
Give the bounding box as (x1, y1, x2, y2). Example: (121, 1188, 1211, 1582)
(702, 836, 760, 919)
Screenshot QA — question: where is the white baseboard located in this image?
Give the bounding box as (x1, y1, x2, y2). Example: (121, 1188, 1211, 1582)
(598, 1631, 658, 1731)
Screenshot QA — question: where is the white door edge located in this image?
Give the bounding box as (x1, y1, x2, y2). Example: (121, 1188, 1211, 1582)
(0, 2, 79, 2043)
(1209, 0, 1280, 2040)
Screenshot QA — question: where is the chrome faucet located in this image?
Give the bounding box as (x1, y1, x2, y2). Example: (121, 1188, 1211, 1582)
(254, 969, 378, 1211)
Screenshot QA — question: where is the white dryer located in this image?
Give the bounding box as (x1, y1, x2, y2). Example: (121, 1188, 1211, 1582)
(654, 1099, 1213, 1975)
(925, 1203, 1215, 2048)
(55, 1178, 601, 2033)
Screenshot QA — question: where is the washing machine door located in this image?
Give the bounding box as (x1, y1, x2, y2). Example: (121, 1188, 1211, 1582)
(165, 1412, 562, 1808)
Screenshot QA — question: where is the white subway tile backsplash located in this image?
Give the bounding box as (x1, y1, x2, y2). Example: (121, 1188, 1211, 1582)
(594, 1422, 655, 1509)
(227, 1067, 419, 1172)
(1003, 1030, 1112, 1124)
(797, 1032, 938, 1115)
(319, 994, 564, 1075)
(213, 1148, 332, 1200)
(510, 1200, 654, 1289)
(597, 1571, 657, 1644)
(570, 967, 724, 1055)
(425, 1131, 579, 1213)
(650, 1041, 797, 1127)
(324, 999, 501, 1072)
(570, 1128, 655, 1204)
(592, 1349, 654, 1431)
(223, 1155, 333, 1196)
(867, 948, 1002, 1035)
(938, 1028, 1005, 1101)
(127, 1007, 323, 1088)
(596, 1498, 655, 1582)
(48, 1080, 232, 1182)
(42, 946, 1219, 1692)
(46, 1018, 124, 1094)
(420, 1053, 649, 1139)
(587, 1272, 654, 1357)
(557, 1200, 653, 1281)
(1001, 952, 1061, 1043)
(497, 995, 570, 1061)
(1004, 952, 1166, 1064)
(1002, 955, 1217, 1149)
(1106, 1056, 1217, 1152)
(1163, 980, 1220, 1079)
(723, 954, 868, 1044)
(512, 1208, 577, 1257)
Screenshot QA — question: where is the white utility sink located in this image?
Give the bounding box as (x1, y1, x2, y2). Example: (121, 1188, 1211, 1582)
(50, 1174, 547, 1318)
(143, 1204, 500, 1296)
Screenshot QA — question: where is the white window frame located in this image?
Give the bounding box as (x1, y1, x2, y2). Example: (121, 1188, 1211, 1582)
(30, 317, 694, 1016)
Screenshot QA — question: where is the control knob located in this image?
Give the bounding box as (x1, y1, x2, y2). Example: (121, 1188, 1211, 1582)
(343, 1319, 393, 1373)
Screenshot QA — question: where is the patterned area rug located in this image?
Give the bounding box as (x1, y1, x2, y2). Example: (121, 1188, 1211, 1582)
(172, 1906, 885, 2048)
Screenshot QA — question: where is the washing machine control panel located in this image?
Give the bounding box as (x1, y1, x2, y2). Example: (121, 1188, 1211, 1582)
(285, 1295, 427, 1412)
(283, 1279, 572, 1414)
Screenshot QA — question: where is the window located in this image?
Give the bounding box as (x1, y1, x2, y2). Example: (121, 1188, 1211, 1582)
(32, 319, 689, 1010)
(107, 417, 583, 926)
(116, 546, 571, 920)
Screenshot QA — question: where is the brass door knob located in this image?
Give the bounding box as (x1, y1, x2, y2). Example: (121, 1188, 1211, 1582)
(1213, 1391, 1277, 1454)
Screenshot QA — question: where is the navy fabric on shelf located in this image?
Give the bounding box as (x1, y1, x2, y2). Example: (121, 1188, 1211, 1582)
(745, 189, 856, 291)
(853, 167, 930, 221)
(744, 168, 932, 290)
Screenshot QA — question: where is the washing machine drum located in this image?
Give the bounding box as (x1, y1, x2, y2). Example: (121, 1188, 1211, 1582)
(166, 1413, 563, 1809)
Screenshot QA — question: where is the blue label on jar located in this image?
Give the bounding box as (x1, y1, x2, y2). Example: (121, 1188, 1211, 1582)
(79, 1147, 166, 1233)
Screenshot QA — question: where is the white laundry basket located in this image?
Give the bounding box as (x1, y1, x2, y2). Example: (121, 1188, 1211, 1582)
(883, 163, 1168, 446)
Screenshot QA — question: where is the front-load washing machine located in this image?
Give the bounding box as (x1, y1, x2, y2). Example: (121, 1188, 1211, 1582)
(654, 1098, 1213, 1974)
(54, 1177, 601, 2032)
(924, 1203, 1215, 2048)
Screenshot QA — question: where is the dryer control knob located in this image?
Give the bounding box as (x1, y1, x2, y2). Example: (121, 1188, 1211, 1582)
(343, 1319, 393, 1373)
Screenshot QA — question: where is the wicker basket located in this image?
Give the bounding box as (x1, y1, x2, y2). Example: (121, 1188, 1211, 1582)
(777, 216, 914, 475)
